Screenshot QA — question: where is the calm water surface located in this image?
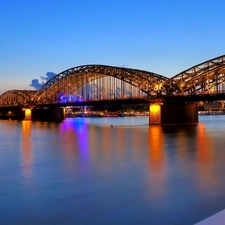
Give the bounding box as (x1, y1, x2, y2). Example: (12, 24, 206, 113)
(1, 116, 225, 225)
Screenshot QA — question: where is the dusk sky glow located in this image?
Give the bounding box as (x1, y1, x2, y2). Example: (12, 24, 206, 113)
(0, 0, 225, 94)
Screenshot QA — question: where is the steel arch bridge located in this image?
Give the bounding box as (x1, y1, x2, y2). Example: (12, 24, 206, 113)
(162, 55, 225, 94)
(0, 90, 37, 106)
(0, 55, 225, 106)
(32, 65, 168, 104)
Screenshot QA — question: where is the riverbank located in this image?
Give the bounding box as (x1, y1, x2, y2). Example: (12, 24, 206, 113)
(198, 111, 225, 115)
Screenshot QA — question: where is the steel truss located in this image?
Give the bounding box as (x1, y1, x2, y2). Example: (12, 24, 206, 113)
(1, 55, 225, 106)
(163, 55, 225, 94)
(0, 90, 37, 106)
(32, 65, 168, 104)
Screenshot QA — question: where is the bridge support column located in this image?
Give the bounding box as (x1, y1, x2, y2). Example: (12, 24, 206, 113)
(149, 103, 162, 125)
(149, 103, 198, 125)
(31, 107, 65, 122)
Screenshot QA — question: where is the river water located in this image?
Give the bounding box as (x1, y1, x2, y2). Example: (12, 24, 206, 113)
(1, 116, 225, 225)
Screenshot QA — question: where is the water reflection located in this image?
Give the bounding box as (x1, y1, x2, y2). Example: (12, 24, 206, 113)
(196, 123, 217, 192)
(75, 119, 90, 165)
(162, 124, 198, 160)
(2, 117, 225, 225)
(101, 126, 112, 165)
(196, 123, 214, 163)
(59, 118, 90, 170)
(148, 125, 165, 171)
(21, 120, 33, 178)
(146, 125, 166, 200)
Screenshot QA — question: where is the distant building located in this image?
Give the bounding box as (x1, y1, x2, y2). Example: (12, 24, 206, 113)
(203, 101, 222, 110)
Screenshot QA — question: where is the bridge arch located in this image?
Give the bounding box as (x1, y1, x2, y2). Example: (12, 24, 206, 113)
(33, 65, 168, 104)
(0, 90, 37, 106)
(163, 55, 225, 94)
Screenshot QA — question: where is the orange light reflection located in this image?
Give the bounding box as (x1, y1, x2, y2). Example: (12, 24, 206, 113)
(21, 120, 33, 178)
(146, 125, 165, 199)
(196, 123, 217, 191)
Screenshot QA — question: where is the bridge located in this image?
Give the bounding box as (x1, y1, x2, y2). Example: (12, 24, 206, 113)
(0, 55, 225, 124)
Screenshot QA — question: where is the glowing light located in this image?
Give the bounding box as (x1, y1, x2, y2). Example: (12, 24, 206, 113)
(150, 104, 160, 114)
(25, 109, 31, 120)
(58, 94, 82, 103)
(149, 104, 161, 125)
(154, 83, 162, 91)
(179, 83, 185, 89)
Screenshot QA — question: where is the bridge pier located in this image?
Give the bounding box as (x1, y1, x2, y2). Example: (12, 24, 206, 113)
(149, 103, 198, 125)
(0, 106, 65, 122)
(31, 107, 65, 122)
(0, 107, 25, 120)
(25, 108, 32, 120)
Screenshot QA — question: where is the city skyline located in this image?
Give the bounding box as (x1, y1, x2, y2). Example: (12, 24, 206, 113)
(1, 0, 225, 94)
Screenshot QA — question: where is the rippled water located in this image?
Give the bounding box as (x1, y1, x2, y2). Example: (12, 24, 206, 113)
(1, 116, 225, 224)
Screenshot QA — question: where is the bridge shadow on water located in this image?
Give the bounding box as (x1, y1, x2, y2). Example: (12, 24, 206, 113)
(161, 123, 198, 134)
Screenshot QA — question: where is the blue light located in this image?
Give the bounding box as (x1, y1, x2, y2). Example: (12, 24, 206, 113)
(58, 94, 82, 103)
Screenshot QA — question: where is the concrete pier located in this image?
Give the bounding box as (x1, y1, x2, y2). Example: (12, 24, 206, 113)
(0, 107, 25, 120)
(31, 107, 65, 122)
(149, 103, 198, 125)
(0, 106, 65, 122)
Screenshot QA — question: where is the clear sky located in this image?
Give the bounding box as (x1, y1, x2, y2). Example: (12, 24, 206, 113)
(0, 0, 225, 94)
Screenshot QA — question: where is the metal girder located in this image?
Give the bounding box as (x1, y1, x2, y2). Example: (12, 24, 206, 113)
(162, 55, 225, 94)
(0, 90, 37, 106)
(32, 65, 168, 104)
(1, 55, 225, 107)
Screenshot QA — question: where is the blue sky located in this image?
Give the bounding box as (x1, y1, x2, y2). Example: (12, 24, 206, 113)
(0, 0, 225, 94)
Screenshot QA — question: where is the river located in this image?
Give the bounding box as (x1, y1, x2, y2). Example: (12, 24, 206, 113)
(1, 116, 225, 225)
